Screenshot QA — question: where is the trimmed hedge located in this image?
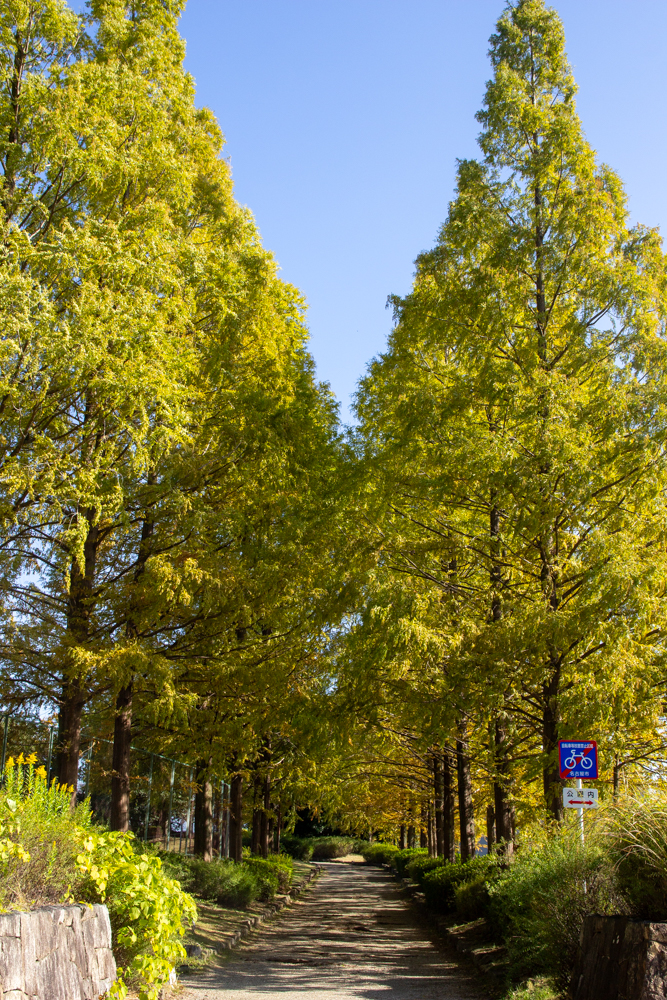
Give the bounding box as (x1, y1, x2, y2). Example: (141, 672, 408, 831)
(422, 855, 497, 913)
(281, 835, 361, 861)
(159, 852, 293, 908)
(390, 848, 428, 877)
(360, 843, 401, 865)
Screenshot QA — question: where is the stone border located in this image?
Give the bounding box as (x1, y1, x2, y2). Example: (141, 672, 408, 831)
(182, 863, 323, 960)
(216, 863, 323, 951)
(380, 863, 507, 973)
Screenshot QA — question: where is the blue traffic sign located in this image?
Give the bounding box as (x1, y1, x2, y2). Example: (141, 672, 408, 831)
(558, 740, 598, 780)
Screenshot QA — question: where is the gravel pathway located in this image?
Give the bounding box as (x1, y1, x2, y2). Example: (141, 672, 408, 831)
(179, 858, 483, 1000)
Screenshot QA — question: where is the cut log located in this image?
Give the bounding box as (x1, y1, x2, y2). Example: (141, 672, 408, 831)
(572, 914, 667, 1000)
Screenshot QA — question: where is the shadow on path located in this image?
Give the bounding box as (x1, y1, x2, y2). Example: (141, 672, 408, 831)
(180, 860, 483, 999)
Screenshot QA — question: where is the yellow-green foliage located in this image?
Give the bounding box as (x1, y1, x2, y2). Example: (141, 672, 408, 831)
(0, 754, 91, 909)
(0, 756, 196, 1000)
(77, 830, 196, 1000)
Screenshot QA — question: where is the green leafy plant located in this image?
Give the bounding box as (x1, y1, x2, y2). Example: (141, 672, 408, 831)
(0, 754, 196, 1000)
(159, 852, 294, 907)
(390, 848, 428, 877)
(422, 856, 496, 913)
(602, 794, 667, 918)
(405, 854, 446, 887)
(280, 835, 314, 861)
(0, 754, 89, 909)
(488, 828, 624, 990)
(77, 831, 196, 1000)
(360, 842, 400, 865)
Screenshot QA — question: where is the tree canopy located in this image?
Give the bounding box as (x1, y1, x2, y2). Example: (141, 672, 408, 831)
(2, 0, 667, 859)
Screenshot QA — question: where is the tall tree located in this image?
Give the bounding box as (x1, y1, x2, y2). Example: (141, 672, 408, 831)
(354, 0, 667, 820)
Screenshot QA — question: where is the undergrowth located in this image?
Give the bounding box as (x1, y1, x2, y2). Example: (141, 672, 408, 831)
(159, 851, 294, 907)
(0, 755, 196, 1000)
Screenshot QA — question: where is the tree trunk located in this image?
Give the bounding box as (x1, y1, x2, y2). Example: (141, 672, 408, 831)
(494, 719, 514, 854)
(56, 678, 85, 793)
(109, 681, 133, 831)
(443, 750, 455, 862)
(486, 804, 496, 854)
(420, 803, 427, 848)
(542, 661, 563, 821)
(407, 825, 416, 849)
(221, 781, 230, 857)
(230, 774, 243, 862)
(426, 802, 435, 858)
(109, 507, 154, 829)
(434, 753, 444, 857)
(457, 719, 475, 861)
(57, 510, 99, 796)
(251, 788, 261, 857)
(399, 825, 406, 850)
(613, 756, 620, 799)
(194, 758, 213, 860)
(274, 803, 282, 853)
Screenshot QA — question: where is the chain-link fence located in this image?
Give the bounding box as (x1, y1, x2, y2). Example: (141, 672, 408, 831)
(0, 713, 230, 855)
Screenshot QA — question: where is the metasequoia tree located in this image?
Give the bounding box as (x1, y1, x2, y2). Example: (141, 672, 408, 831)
(0, 0, 357, 826)
(354, 0, 667, 821)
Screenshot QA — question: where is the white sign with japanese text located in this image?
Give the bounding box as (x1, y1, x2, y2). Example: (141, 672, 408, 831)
(563, 787, 598, 809)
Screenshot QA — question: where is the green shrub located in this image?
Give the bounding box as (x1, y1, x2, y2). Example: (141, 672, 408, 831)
(280, 834, 314, 861)
(160, 852, 293, 907)
(0, 753, 92, 910)
(78, 831, 196, 1000)
(310, 836, 357, 860)
(0, 755, 197, 1000)
(281, 834, 362, 861)
(602, 795, 667, 918)
(504, 978, 559, 1000)
(405, 854, 446, 886)
(361, 842, 400, 865)
(352, 838, 371, 853)
(487, 829, 624, 991)
(455, 875, 490, 920)
(391, 848, 427, 877)
(422, 860, 467, 911)
(245, 855, 294, 896)
(159, 854, 258, 908)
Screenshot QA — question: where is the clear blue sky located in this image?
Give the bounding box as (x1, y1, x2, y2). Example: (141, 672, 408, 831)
(177, 1, 667, 421)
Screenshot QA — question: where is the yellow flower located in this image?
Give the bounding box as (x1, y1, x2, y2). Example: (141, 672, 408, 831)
(26, 753, 37, 765)
(5, 756, 13, 769)
(35, 766, 46, 779)
(16, 753, 24, 765)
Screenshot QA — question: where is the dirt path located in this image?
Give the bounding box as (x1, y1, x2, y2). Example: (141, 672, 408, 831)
(179, 859, 483, 999)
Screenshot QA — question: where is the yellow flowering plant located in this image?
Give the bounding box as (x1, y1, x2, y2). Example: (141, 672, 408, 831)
(0, 754, 196, 1000)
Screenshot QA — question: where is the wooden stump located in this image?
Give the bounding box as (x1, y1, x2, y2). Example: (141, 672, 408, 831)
(572, 915, 667, 1000)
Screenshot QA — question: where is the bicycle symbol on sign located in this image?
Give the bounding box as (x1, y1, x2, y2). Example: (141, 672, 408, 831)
(564, 753, 593, 770)
(558, 740, 598, 780)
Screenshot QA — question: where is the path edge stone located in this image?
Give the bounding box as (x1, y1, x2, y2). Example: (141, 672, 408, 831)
(175, 860, 324, 989)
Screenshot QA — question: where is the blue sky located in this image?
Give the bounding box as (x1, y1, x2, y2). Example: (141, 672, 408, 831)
(176, 1, 667, 421)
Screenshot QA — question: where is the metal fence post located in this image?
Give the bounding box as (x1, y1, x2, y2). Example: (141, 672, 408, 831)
(143, 753, 154, 843)
(0, 713, 9, 778)
(46, 725, 54, 786)
(166, 760, 175, 851)
(84, 743, 93, 798)
(185, 767, 194, 854)
(223, 781, 227, 857)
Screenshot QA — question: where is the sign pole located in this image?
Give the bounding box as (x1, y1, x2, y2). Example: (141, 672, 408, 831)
(576, 777, 584, 844)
